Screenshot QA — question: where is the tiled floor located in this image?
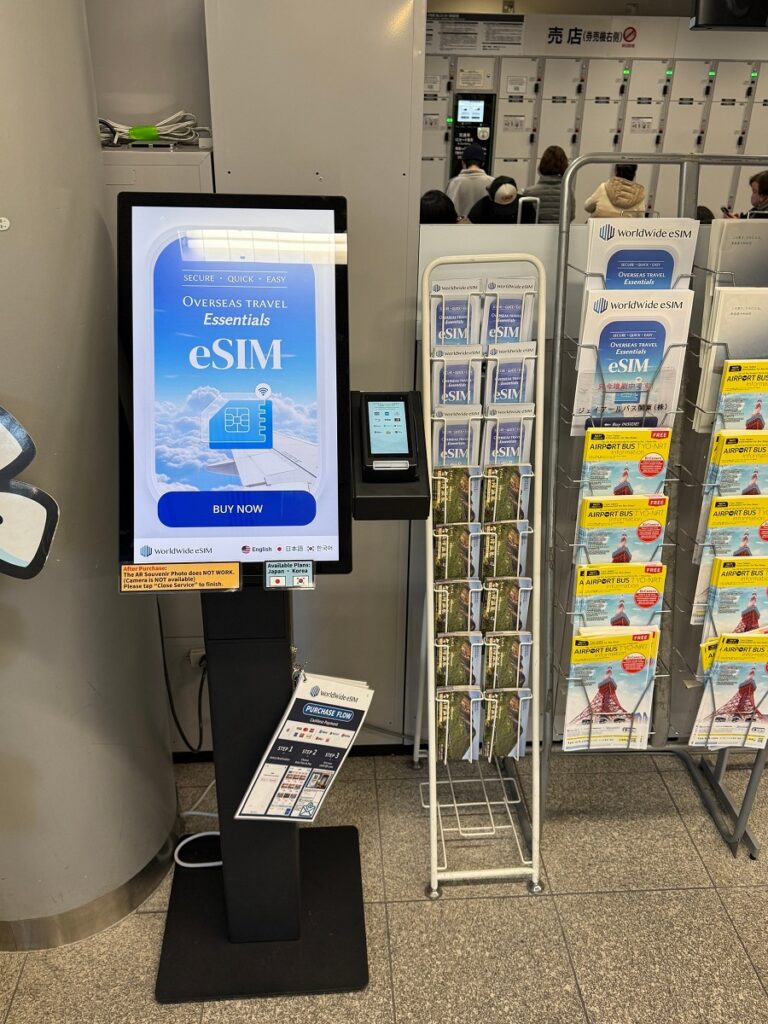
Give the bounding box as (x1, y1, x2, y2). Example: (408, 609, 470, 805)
(3, 751, 768, 1023)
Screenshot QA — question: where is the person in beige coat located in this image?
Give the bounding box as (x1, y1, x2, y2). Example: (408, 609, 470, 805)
(584, 163, 646, 218)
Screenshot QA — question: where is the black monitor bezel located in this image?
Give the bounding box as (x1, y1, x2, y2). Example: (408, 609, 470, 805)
(117, 191, 352, 576)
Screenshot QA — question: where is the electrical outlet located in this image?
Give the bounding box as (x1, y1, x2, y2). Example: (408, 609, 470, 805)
(502, 0, 515, 11)
(188, 647, 206, 667)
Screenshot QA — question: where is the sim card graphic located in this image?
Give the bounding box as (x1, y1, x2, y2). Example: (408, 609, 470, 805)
(209, 400, 273, 450)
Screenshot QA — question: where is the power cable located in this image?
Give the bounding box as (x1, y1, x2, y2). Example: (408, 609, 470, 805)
(156, 599, 207, 753)
(98, 110, 211, 147)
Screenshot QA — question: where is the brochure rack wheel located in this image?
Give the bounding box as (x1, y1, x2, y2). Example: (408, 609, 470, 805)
(155, 584, 368, 1003)
(542, 151, 768, 858)
(418, 253, 546, 897)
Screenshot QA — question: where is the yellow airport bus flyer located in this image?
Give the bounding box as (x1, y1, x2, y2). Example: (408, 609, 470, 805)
(690, 633, 768, 750)
(716, 360, 768, 432)
(579, 427, 671, 500)
(692, 497, 768, 624)
(696, 431, 768, 546)
(574, 562, 666, 629)
(704, 557, 768, 640)
(575, 495, 668, 565)
(565, 629, 659, 751)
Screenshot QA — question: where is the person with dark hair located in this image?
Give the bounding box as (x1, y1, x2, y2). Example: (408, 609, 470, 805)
(445, 144, 494, 218)
(420, 190, 460, 224)
(523, 145, 572, 223)
(725, 170, 768, 219)
(584, 163, 646, 218)
(467, 176, 537, 225)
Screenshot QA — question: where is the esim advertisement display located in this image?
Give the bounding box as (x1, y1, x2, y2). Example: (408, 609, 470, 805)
(119, 195, 351, 572)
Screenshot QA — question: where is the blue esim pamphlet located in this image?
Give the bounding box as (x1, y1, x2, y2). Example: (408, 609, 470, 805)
(481, 406, 535, 466)
(572, 290, 693, 436)
(432, 413, 482, 467)
(480, 278, 535, 348)
(484, 344, 536, 409)
(430, 279, 482, 356)
(431, 358, 483, 408)
(586, 220, 698, 290)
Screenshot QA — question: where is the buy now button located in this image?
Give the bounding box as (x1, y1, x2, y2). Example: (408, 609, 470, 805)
(158, 490, 317, 528)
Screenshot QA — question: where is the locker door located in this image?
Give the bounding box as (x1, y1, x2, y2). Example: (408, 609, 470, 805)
(425, 55, 451, 97)
(537, 99, 579, 164)
(421, 157, 449, 194)
(701, 63, 750, 216)
(584, 59, 626, 100)
(735, 64, 768, 212)
(576, 59, 627, 219)
(422, 98, 450, 159)
(668, 61, 713, 103)
(656, 63, 711, 219)
(498, 57, 540, 101)
(623, 59, 668, 160)
(455, 57, 497, 92)
(627, 60, 671, 102)
(493, 105, 536, 186)
(422, 56, 451, 173)
(494, 57, 539, 186)
(711, 61, 754, 104)
(577, 102, 622, 224)
(541, 59, 584, 99)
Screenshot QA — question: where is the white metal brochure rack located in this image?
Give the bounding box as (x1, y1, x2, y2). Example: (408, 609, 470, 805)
(418, 254, 545, 897)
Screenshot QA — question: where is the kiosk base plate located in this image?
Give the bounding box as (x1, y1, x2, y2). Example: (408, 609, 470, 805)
(155, 826, 368, 1003)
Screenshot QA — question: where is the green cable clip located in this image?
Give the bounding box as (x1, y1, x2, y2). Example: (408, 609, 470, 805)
(128, 125, 161, 142)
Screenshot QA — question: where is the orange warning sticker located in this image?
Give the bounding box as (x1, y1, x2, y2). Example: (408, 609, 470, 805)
(120, 562, 242, 593)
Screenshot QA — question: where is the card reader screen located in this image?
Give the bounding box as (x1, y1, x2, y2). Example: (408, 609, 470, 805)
(368, 401, 409, 455)
(457, 99, 484, 123)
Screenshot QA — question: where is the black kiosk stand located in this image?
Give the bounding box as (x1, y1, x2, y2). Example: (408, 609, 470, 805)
(117, 191, 429, 1004)
(155, 583, 369, 1002)
(154, 393, 429, 1002)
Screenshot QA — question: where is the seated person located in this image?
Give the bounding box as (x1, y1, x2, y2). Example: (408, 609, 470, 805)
(725, 170, 768, 219)
(584, 164, 645, 218)
(467, 177, 536, 225)
(420, 190, 460, 224)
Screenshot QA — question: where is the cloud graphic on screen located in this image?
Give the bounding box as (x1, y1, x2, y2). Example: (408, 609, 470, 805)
(155, 387, 319, 488)
(155, 386, 225, 481)
(270, 394, 318, 442)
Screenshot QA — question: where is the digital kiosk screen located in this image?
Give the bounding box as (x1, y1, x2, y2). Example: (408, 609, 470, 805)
(118, 194, 351, 573)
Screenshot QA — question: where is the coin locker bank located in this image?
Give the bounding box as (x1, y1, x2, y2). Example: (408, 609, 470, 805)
(117, 192, 428, 1001)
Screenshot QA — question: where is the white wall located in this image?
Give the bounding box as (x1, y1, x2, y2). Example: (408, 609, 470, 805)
(0, 0, 175, 931)
(85, 0, 211, 124)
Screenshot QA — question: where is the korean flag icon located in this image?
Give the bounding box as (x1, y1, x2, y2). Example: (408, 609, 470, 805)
(0, 407, 59, 580)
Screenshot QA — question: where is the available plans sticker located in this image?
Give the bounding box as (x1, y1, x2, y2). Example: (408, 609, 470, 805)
(120, 562, 241, 592)
(265, 560, 315, 590)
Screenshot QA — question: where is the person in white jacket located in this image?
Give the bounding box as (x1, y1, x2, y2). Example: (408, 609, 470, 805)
(446, 144, 494, 219)
(584, 164, 646, 218)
